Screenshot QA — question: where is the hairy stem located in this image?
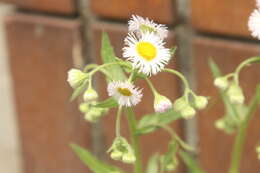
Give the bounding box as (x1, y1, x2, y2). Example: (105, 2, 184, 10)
(126, 108, 142, 173)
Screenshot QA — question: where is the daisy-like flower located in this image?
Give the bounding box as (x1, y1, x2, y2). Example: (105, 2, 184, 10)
(107, 81, 143, 107)
(257, 0, 260, 9)
(128, 15, 168, 39)
(123, 33, 171, 76)
(248, 9, 260, 40)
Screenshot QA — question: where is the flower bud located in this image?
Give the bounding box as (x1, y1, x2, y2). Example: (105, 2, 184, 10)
(214, 77, 229, 90)
(180, 106, 196, 119)
(227, 83, 245, 104)
(122, 153, 136, 164)
(67, 69, 87, 88)
(256, 146, 260, 160)
(110, 150, 123, 160)
(194, 96, 208, 110)
(215, 119, 226, 130)
(79, 103, 89, 113)
(84, 108, 102, 122)
(173, 97, 187, 112)
(154, 94, 172, 113)
(83, 87, 98, 102)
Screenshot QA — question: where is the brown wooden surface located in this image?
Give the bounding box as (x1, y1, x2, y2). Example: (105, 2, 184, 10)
(5, 13, 90, 173)
(192, 0, 255, 38)
(92, 21, 184, 173)
(1, 0, 76, 15)
(194, 36, 260, 173)
(91, 0, 176, 24)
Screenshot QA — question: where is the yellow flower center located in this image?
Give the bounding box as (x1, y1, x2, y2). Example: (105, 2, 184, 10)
(117, 88, 133, 96)
(136, 42, 157, 61)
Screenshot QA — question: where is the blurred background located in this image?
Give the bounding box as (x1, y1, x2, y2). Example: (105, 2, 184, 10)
(0, 0, 259, 173)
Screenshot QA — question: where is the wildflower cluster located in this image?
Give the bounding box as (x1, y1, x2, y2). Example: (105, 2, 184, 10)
(67, 15, 208, 167)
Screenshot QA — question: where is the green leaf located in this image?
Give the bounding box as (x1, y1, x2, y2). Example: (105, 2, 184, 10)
(101, 32, 126, 81)
(94, 97, 118, 108)
(179, 151, 206, 173)
(170, 46, 177, 57)
(146, 154, 159, 173)
(70, 144, 123, 173)
(136, 110, 182, 135)
(162, 140, 178, 165)
(70, 80, 88, 101)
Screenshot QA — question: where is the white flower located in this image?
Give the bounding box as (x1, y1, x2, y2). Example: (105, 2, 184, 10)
(123, 33, 171, 76)
(248, 9, 260, 40)
(128, 15, 168, 39)
(107, 81, 143, 107)
(154, 94, 172, 113)
(257, 0, 260, 9)
(67, 69, 87, 88)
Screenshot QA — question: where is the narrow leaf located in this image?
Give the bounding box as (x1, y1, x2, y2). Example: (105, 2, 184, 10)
(70, 144, 123, 173)
(136, 110, 182, 135)
(101, 32, 126, 81)
(70, 81, 88, 101)
(94, 97, 118, 108)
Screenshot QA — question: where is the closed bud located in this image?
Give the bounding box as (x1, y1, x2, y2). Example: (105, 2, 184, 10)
(173, 97, 187, 112)
(194, 96, 208, 110)
(84, 108, 102, 122)
(227, 83, 245, 105)
(79, 103, 89, 113)
(180, 106, 196, 119)
(215, 119, 226, 130)
(122, 153, 136, 164)
(67, 69, 87, 88)
(154, 94, 172, 113)
(214, 77, 229, 90)
(110, 150, 123, 160)
(83, 87, 98, 102)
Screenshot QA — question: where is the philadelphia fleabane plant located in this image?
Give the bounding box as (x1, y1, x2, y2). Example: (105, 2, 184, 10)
(67, 15, 208, 173)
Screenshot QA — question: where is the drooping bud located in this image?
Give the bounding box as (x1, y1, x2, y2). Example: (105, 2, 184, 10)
(180, 106, 196, 119)
(154, 94, 172, 113)
(256, 146, 260, 160)
(110, 150, 123, 160)
(83, 87, 98, 102)
(227, 83, 245, 104)
(194, 96, 208, 110)
(122, 153, 136, 164)
(67, 69, 88, 88)
(79, 103, 89, 113)
(173, 97, 187, 112)
(214, 77, 229, 90)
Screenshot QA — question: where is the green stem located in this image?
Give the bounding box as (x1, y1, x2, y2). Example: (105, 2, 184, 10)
(163, 68, 190, 90)
(229, 86, 260, 173)
(234, 57, 260, 83)
(126, 108, 142, 173)
(115, 106, 123, 137)
(145, 78, 158, 96)
(89, 62, 130, 76)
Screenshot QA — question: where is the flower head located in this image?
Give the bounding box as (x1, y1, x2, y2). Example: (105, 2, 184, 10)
(248, 9, 260, 40)
(123, 33, 171, 76)
(83, 87, 98, 102)
(67, 69, 87, 88)
(154, 94, 172, 113)
(107, 81, 143, 107)
(128, 15, 168, 39)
